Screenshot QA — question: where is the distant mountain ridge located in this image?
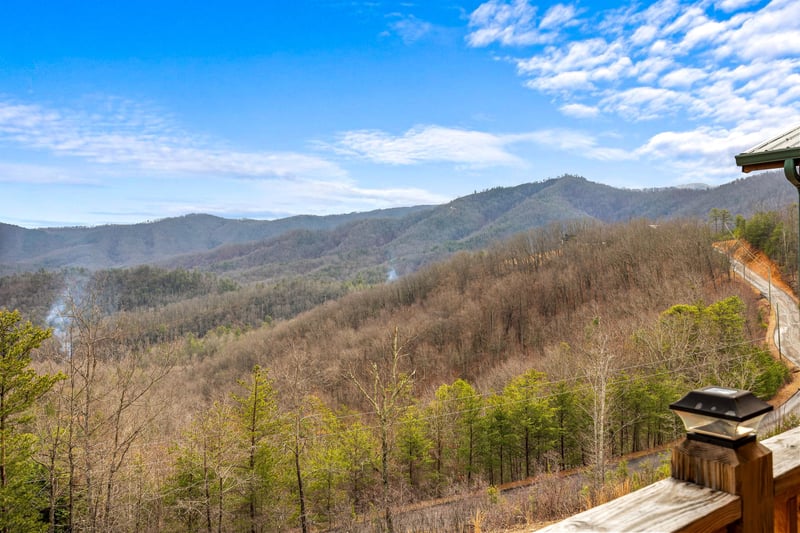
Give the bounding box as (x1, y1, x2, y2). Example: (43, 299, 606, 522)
(1, 173, 794, 280)
(0, 207, 430, 274)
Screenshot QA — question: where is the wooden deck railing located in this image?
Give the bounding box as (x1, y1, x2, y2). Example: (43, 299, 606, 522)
(537, 425, 800, 532)
(770, 428, 800, 533)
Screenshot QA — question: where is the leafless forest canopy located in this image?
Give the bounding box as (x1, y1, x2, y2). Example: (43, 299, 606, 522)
(1, 216, 792, 532)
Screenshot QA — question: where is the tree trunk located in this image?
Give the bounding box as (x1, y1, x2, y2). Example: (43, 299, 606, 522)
(295, 442, 308, 533)
(382, 428, 394, 533)
(249, 375, 258, 533)
(1, 389, 7, 533)
(203, 438, 212, 533)
(467, 424, 473, 484)
(524, 428, 530, 479)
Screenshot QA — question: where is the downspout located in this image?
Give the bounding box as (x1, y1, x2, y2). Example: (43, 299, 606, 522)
(784, 158, 800, 291)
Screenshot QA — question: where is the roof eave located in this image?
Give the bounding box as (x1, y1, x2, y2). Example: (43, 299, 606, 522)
(735, 148, 800, 173)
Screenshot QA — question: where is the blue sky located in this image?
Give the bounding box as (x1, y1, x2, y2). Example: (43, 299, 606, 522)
(1, 0, 799, 228)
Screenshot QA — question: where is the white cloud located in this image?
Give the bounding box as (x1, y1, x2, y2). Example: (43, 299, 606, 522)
(728, 30, 800, 61)
(0, 98, 346, 181)
(0, 97, 470, 225)
(539, 4, 579, 30)
(661, 6, 707, 38)
(331, 125, 526, 166)
(635, 56, 675, 84)
(715, 0, 760, 12)
(630, 25, 658, 46)
(469, 0, 800, 184)
(648, 40, 670, 56)
(659, 67, 707, 88)
(0, 162, 96, 185)
(466, 0, 547, 47)
(525, 71, 593, 91)
(181, 176, 453, 220)
(559, 103, 600, 118)
(518, 129, 635, 161)
(518, 38, 623, 75)
(331, 124, 635, 166)
(714, 0, 800, 60)
(639, 0, 683, 28)
(388, 14, 434, 44)
(516, 39, 633, 91)
(601, 87, 696, 120)
(267, 178, 451, 211)
(634, 124, 773, 182)
(593, 56, 635, 82)
(676, 19, 726, 52)
(638, 127, 736, 159)
(84, 177, 452, 224)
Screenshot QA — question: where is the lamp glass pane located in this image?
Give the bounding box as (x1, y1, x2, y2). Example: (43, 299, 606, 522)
(674, 411, 766, 440)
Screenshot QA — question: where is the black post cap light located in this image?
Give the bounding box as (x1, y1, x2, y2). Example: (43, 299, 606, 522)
(669, 386, 773, 448)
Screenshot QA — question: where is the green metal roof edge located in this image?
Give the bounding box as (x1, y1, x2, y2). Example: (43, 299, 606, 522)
(735, 147, 800, 167)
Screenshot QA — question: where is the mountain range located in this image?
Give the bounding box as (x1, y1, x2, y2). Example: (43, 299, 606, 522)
(1, 172, 794, 281)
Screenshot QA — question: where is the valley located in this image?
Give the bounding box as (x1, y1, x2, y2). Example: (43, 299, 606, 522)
(1, 176, 798, 531)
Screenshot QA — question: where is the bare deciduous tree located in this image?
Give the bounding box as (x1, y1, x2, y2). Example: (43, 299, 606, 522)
(348, 328, 415, 533)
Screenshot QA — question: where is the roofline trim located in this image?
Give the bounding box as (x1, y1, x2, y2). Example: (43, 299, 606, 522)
(735, 148, 800, 172)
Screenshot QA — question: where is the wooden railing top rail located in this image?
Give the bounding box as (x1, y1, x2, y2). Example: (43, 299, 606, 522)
(765, 425, 800, 499)
(535, 479, 740, 532)
(536, 425, 800, 532)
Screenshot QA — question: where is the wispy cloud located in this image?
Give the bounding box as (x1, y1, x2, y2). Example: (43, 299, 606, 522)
(467, 0, 800, 184)
(516, 38, 634, 89)
(329, 125, 526, 166)
(0, 97, 346, 181)
(150, 178, 451, 220)
(329, 124, 633, 166)
(600, 87, 696, 121)
(634, 124, 772, 182)
(466, 1, 581, 47)
(387, 14, 434, 44)
(0, 96, 471, 225)
(539, 4, 581, 30)
(715, 0, 760, 12)
(467, 0, 547, 47)
(559, 103, 600, 119)
(716, 0, 800, 61)
(265, 178, 450, 211)
(516, 130, 635, 161)
(658, 67, 707, 88)
(0, 162, 98, 185)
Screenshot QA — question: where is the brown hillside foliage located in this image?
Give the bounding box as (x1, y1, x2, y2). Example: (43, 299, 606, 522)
(22, 218, 782, 532)
(185, 219, 752, 410)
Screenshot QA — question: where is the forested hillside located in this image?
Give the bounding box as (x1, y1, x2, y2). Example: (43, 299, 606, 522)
(0, 206, 430, 275)
(1, 172, 793, 281)
(2, 218, 791, 532)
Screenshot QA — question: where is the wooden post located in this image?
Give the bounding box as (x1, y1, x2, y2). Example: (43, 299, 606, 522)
(775, 495, 798, 533)
(672, 437, 773, 533)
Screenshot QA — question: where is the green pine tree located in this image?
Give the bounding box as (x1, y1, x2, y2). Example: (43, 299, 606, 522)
(0, 310, 64, 533)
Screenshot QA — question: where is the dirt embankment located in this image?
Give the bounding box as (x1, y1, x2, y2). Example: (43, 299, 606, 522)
(715, 239, 800, 405)
(715, 239, 796, 298)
